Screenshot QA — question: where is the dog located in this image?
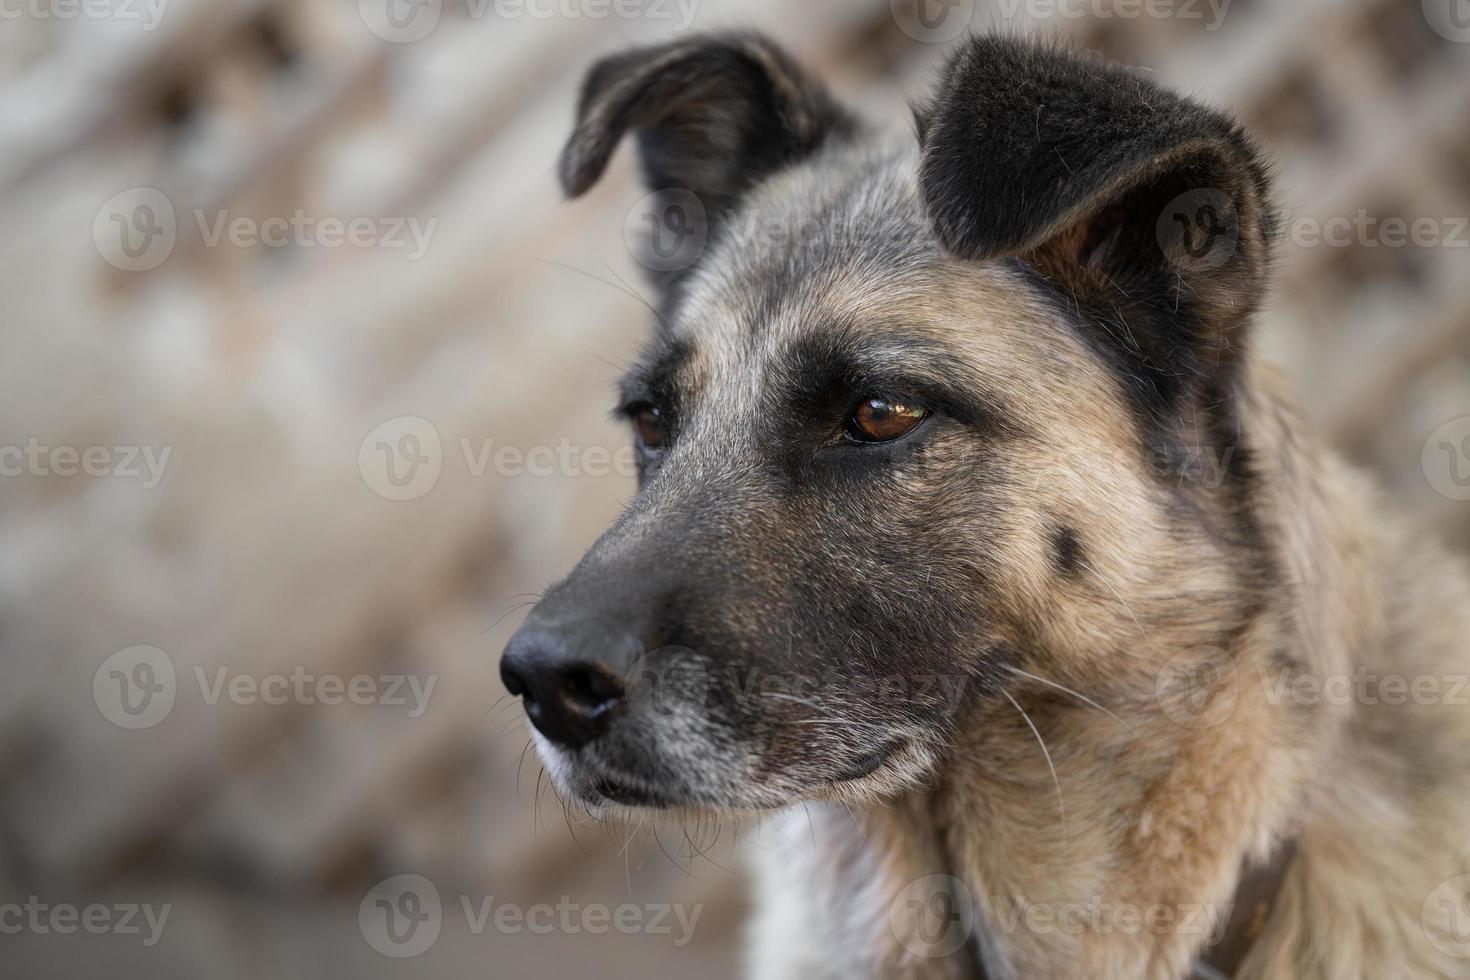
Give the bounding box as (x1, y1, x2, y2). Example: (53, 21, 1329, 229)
(501, 32, 1470, 978)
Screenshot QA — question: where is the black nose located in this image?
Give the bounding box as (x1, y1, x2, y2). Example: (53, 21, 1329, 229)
(500, 629, 628, 749)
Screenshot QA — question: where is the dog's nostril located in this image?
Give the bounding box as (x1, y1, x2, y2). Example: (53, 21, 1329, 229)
(499, 658, 530, 701)
(557, 662, 625, 717)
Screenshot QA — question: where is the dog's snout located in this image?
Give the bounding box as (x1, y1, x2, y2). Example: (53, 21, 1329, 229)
(500, 628, 627, 749)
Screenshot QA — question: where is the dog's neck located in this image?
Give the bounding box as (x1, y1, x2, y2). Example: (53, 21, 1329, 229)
(852, 686, 1317, 978)
(884, 683, 1303, 978)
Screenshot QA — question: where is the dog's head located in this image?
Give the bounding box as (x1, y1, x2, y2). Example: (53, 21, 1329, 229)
(503, 33, 1276, 811)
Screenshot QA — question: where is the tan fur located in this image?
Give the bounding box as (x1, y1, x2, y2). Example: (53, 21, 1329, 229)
(743, 249, 1470, 978)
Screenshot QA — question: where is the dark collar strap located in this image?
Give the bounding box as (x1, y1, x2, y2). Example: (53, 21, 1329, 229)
(1193, 840, 1298, 978)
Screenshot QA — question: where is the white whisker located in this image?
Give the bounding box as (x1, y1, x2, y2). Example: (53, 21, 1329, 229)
(1003, 690, 1068, 834)
(1077, 558, 1147, 640)
(1005, 665, 1124, 723)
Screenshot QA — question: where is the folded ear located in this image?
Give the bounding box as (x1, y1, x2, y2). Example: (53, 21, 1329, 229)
(559, 32, 852, 281)
(918, 38, 1275, 417)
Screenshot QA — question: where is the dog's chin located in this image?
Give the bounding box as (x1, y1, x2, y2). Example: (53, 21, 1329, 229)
(533, 730, 929, 817)
(530, 733, 678, 813)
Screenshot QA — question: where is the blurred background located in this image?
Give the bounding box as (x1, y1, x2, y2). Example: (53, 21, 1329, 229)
(1, 0, 1467, 976)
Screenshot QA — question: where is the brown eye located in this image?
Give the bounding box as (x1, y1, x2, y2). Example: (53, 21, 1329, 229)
(633, 405, 665, 449)
(845, 398, 928, 444)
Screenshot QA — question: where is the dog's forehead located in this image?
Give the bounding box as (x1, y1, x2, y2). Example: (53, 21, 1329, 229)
(668, 145, 942, 365)
(657, 143, 1078, 399)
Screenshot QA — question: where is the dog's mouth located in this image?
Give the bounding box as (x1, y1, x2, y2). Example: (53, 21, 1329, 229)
(548, 746, 687, 810)
(589, 774, 673, 809)
(831, 739, 905, 783)
(564, 737, 911, 813)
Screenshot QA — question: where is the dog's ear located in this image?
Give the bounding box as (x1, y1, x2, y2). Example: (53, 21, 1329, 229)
(559, 33, 852, 281)
(559, 32, 848, 203)
(918, 38, 1275, 416)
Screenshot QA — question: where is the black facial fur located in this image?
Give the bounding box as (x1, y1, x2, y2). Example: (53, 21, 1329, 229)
(917, 37, 1274, 424)
(1050, 525, 1084, 579)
